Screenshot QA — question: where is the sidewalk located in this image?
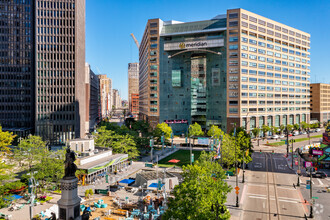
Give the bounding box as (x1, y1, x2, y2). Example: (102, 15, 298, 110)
(140, 147, 179, 163)
(224, 169, 244, 220)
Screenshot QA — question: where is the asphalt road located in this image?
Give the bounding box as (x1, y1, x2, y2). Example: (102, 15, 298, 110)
(241, 152, 308, 220)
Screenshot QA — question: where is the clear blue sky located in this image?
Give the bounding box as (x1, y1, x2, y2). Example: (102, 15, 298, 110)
(86, 0, 329, 100)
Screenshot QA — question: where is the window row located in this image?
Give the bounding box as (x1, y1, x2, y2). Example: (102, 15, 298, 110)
(241, 69, 310, 77)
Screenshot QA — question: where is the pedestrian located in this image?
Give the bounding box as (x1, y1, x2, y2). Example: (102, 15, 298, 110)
(293, 183, 296, 189)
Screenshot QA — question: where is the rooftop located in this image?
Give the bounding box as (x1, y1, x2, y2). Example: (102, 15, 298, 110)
(77, 153, 127, 170)
(137, 170, 177, 181)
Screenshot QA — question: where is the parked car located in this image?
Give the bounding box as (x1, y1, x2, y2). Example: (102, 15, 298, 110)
(315, 128, 321, 132)
(279, 135, 285, 138)
(293, 131, 299, 136)
(272, 135, 279, 139)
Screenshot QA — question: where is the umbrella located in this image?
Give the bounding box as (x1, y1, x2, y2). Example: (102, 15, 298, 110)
(168, 159, 180, 163)
(119, 179, 135, 184)
(148, 183, 164, 188)
(3, 195, 23, 201)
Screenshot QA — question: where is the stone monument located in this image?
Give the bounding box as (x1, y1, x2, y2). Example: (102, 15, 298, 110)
(57, 146, 81, 220)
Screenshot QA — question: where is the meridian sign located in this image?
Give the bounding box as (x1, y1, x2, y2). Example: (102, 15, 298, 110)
(164, 39, 224, 51)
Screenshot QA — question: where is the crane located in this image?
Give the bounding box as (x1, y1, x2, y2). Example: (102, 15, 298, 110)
(130, 33, 139, 49)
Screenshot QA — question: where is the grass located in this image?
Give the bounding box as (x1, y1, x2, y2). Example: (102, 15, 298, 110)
(267, 135, 323, 146)
(157, 150, 203, 167)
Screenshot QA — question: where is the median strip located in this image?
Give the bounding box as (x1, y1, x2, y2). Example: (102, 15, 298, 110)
(266, 135, 322, 146)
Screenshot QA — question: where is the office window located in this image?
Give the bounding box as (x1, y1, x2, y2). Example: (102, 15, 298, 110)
(172, 70, 181, 87)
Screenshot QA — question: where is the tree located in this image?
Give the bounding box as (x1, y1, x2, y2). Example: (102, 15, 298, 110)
(0, 126, 15, 155)
(279, 125, 285, 134)
(207, 125, 224, 140)
(0, 161, 14, 185)
(163, 152, 231, 220)
(270, 126, 278, 135)
(34, 149, 65, 190)
(300, 121, 309, 131)
(261, 125, 270, 138)
(95, 127, 139, 159)
(153, 122, 172, 142)
(251, 128, 260, 138)
(286, 124, 294, 133)
(293, 123, 300, 131)
(189, 123, 204, 145)
(13, 135, 47, 172)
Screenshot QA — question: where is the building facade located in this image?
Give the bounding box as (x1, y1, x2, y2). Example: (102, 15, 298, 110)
(226, 8, 310, 132)
(310, 83, 330, 123)
(0, 0, 34, 137)
(140, 8, 311, 134)
(0, 0, 87, 144)
(112, 89, 121, 110)
(139, 19, 161, 127)
(98, 74, 112, 119)
(35, 0, 86, 145)
(85, 63, 100, 133)
(128, 62, 139, 117)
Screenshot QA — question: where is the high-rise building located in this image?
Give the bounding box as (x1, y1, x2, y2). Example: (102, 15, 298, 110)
(85, 63, 100, 133)
(128, 63, 139, 118)
(139, 19, 161, 127)
(112, 89, 121, 110)
(0, 0, 87, 144)
(35, 0, 86, 145)
(310, 83, 330, 123)
(139, 9, 311, 134)
(98, 75, 112, 119)
(0, 0, 34, 137)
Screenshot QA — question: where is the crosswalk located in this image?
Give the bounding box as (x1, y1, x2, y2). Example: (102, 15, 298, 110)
(299, 176, 329, 187)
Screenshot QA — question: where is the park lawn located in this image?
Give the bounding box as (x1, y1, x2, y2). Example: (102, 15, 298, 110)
(267, 135, 323, 146)
(157, 150, 203, 167)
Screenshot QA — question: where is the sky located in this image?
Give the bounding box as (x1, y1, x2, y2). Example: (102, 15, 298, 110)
(86, 0, 330, 100)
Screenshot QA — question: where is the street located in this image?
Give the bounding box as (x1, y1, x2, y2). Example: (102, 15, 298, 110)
(241, 152, 308, 220)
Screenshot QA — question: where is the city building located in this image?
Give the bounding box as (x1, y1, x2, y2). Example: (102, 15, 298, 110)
(139, 8, 311, 134)
(128, 63, 139, 118)
(0, 0, 87, 144)
(112, 89, 121, 110)
(130, 94, 139, 118)
(0, 0, 34, 138)
(98, 75, 112, 119)
(85, 63, 100, 133)
(310, 83, 330, 123)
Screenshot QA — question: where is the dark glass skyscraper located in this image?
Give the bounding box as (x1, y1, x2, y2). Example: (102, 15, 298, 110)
(0, 0, 86, 145)
(0, 0, 34, 137)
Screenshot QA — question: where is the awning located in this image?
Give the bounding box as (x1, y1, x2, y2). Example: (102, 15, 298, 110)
(148, 183, 164, 188)
(3, 194, 23, 201)
(119, 179, 135, 184)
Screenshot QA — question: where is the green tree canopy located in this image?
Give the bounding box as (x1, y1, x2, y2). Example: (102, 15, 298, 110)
(207, 125, 224, 139)
(95, 126, 139, 159)
(293, 123, 300, 131)
(286, 124, 294, 132)
(13, 135, 47, 172)
(261, 125, 270, 137)
(279, 125, 285, 133)
(189, 123, 204, 137)
(251, 127, 260, 138)
(164, 152, 231, 220)
(300, 121, 309, 131)
(153, 122, 172, 141)
(0, 126, 15, 155)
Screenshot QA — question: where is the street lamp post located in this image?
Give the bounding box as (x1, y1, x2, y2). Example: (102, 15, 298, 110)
(297, 151, 301, 186)
(309, 167, 314, 218)
(286, 127, 289, 157)
(232, 123, 239, 208)
(242, 149, 245, 183)
(291, 139, 294, 168)
(189, 135, 192, 165)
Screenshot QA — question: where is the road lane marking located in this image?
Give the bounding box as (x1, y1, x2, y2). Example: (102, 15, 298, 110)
(240, 184, 247, 205)
(278, 196, 301, 201)
(248, 195, 267, 200)
(278, 199, 299, 203)
(317, 178, 324, 186)
(277, 187, 297, 190)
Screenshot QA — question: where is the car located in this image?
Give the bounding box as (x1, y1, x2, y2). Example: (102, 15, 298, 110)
(301, 131, 307, 135)
(293, 131, 299, 136)
(315, 128, 321, 132)
(279, 135, 285, 138)
(311, 171, 328, 178)
(271, 135, 279, 139)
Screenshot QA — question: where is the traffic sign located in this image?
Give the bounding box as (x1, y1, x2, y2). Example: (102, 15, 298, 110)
(235, 186, 240, 191)
(306, 184, 310, 189)
(191, 153, 194, 163)
(235, 190, 239, 194)
(312, 197, 319, 199)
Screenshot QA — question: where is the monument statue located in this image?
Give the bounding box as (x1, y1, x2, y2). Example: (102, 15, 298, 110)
(64, 146, 78, 179)
(58, 146, 81, 219)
